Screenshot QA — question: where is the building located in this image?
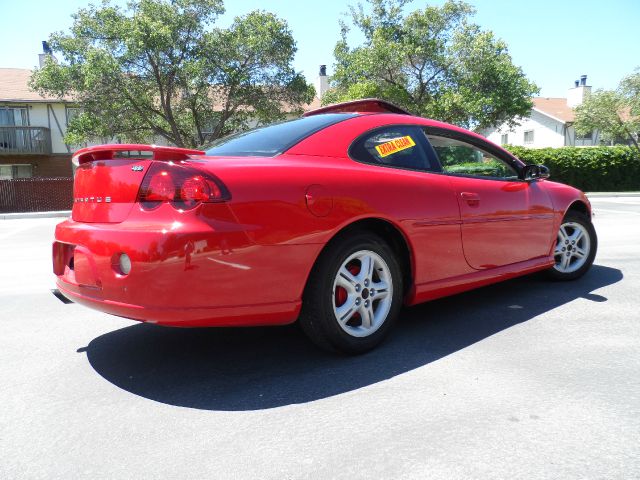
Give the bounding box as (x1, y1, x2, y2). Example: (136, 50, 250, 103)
(315, 65, 329, 100)
(481, 75, 599, 148)
(0, 56, 327, 180)
(0, 67, 76, 179)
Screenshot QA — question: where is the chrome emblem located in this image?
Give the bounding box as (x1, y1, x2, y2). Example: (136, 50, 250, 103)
(74, 196, 111, 203)
(132, 165, 144, 172)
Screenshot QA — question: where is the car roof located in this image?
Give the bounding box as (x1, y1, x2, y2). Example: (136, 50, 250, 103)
(285, 112, 520, 164)
(303, 99, 497, 149)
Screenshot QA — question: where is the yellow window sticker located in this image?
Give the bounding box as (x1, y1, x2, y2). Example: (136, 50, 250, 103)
(374, 136, 416, 158)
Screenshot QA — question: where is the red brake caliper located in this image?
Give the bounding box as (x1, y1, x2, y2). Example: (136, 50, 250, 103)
(335, 263, 361, 307)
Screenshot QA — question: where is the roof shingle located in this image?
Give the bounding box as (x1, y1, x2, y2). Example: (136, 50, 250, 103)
(532, 97, 575, 123)
(0, 68, 68, 102)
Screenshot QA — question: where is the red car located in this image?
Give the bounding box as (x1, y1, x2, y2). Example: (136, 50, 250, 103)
(53, 99, 597, 353)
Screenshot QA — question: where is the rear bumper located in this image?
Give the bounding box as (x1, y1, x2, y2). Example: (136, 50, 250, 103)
(55, 280, 301, 327)
(53, 203, 314, 326)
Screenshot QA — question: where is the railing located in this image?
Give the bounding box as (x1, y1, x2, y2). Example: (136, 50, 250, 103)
(0, 126, 52, 154)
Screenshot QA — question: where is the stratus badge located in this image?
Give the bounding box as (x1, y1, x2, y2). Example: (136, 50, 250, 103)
(74, 196, 111, 203)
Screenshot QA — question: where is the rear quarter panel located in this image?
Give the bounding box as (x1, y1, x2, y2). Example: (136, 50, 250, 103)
(197, 154, 472, 301)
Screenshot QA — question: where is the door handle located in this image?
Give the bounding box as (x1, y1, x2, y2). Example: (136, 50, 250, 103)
(461, 192, 480, 206)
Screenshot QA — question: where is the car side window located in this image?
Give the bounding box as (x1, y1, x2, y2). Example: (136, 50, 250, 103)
(350, 126, 438, 172)
(426, 134, 519, 180)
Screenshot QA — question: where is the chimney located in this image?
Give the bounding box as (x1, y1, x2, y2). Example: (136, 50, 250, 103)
(567, 74, 591, 108)
(314, 64, 329, 100)
(38, 41, 57, 68)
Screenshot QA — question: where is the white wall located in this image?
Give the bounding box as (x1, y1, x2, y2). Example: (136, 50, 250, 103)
(27, 102, 162, 153)
(315, 75, 329, 100)
(567, 85, 591, 108)
(482, 109, 566, 148)
(567, 125, 600, 147)
(25, 103, 68, 154)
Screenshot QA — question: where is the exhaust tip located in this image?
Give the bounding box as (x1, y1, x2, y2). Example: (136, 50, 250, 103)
(51, 289, 74, 304)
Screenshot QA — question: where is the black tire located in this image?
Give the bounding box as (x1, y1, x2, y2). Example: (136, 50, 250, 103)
(546, 211, 597, 281)
(299, 232, 403, 354)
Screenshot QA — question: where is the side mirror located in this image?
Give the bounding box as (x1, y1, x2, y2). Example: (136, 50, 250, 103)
(521, 164, 550, 182)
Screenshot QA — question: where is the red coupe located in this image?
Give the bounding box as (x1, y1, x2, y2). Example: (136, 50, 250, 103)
(53, 99, 597, 353)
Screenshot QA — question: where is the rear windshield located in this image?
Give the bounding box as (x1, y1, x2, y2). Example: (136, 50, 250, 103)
(205, 113, 357, 157)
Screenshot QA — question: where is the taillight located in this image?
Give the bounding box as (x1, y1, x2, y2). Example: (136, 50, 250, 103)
(181, 176, 217, 203)
(146, 171, 175, 202)
(137, 161, 229, 210)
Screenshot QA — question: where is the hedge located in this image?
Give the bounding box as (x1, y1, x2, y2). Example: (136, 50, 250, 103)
(506, 146, 640, 192)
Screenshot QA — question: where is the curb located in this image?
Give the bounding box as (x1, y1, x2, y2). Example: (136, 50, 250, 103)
(586, 192, 640, 198)
(1, 211, 71, 220)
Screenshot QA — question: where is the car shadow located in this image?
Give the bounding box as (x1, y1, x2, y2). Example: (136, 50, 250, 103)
(80, 264, 622, 411)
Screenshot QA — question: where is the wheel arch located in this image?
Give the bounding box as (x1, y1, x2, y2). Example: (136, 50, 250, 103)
(565, 199, 592, 220)
(305, 217, 415, 297)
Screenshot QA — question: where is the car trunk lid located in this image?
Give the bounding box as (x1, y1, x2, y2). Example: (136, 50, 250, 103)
(71, 144, 204, 223)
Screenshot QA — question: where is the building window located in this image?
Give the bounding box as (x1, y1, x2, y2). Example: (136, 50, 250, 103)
(500, 133, 508, 145)
(0, 106, 28, 126)
(65, 107, 83, 126)
(577, 131, 592, 140)
(0, 164, 33, 179)
(524, 130, 534, 144)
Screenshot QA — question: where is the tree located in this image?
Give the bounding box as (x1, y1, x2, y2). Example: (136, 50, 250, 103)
(30, 0, 314, 149)
(621, 69, 640, 117)
(574, 69, 640, 154)
(323, 0, 538, 130)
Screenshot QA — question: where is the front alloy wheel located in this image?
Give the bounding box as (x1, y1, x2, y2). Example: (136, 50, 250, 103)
(553, 221, 590, 274)
(548, 211, 597, 280)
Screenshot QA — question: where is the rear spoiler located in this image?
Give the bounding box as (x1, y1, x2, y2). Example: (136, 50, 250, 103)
(71, 144, 205, 166)
(303, 98, 411, 117)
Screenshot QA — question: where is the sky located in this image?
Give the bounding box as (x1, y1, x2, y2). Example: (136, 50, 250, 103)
(1, 0, 638, 98)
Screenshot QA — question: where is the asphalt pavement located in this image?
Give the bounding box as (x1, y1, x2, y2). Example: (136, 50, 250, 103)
(1, 197, 639, 479)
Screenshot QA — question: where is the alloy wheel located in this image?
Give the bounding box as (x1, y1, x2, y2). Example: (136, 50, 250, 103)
(332, 250, 393, 338)
(553, 221, 591, 274)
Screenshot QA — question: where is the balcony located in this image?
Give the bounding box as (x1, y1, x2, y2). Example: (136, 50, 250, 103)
(0, 126, 52, 155)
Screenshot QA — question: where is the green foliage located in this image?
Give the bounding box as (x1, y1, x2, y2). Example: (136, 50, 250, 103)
(432, 145, 479, 166)
(30, 0, 314, 148)
(508, 146, 640, 192)
(620, 68, 640, 116)
(445, 162, 503, 176)
(444, 159, 511, 177)
(324, 0, 538, 130)
(574, 69, 640, 154)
